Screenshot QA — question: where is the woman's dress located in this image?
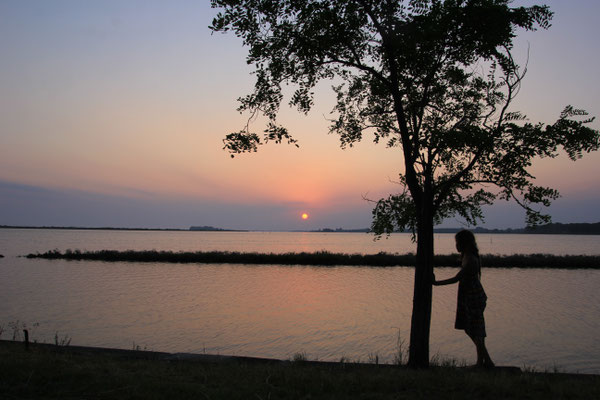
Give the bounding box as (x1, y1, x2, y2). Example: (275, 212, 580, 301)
(454, 254, 487, 338)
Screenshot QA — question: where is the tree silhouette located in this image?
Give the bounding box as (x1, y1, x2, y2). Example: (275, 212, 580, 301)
(210, 0, 599, 367)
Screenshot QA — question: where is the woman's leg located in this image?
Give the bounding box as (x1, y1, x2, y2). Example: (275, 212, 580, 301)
(467, 333, 484, 366)
(478, 337, 494, 367)
(467, 333, 494, 367)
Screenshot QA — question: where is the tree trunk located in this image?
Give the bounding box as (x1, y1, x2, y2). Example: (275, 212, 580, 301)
(407, 206, 434, 368)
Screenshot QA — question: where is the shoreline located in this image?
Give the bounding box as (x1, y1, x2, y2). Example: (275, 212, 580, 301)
(1, 340, 598, 399)
(2, 339, 597, 377)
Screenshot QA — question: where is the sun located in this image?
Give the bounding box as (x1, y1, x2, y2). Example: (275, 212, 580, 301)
(301, 212, 309, 220)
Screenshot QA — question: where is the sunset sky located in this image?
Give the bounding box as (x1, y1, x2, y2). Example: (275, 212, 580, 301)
(1, 0, 599, 231)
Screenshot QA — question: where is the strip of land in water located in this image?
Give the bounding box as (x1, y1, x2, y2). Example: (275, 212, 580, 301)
(24, 249, 600, 269)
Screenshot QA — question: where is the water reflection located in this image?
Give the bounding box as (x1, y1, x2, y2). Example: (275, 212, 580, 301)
(2, 255, 599, 374)
(3, 229, 600, 257)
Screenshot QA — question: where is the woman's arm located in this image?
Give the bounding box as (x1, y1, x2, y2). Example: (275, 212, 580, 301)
(432, 253, 477, 286)
(432, 273, 461, 286)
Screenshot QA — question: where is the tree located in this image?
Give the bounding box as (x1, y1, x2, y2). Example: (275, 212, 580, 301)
(210, 0, 599, 367)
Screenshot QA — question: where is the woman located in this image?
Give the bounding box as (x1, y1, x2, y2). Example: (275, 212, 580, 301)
(432, 229, 494, 368)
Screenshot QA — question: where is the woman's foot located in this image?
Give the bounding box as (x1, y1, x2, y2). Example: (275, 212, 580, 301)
(469, 361, 494, 369)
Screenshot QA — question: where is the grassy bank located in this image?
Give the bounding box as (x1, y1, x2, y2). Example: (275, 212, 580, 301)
(25, 249, 600, 269)
(1, 341, 599, 399)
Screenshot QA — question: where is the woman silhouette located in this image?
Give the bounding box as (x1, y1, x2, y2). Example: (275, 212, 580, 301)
(432, 229, 494, 368)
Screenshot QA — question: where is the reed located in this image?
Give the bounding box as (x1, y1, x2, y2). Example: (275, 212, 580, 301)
(24, 249, 600, 269)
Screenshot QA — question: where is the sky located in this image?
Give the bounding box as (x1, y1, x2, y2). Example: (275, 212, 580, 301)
(1, 0, 599, 231)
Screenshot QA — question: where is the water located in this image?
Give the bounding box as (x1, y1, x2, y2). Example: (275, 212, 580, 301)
(1, 229, 599, 374)
(2, 229, 600, 257)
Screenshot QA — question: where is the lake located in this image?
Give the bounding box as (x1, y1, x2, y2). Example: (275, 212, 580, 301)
(1, 229, 599, 374)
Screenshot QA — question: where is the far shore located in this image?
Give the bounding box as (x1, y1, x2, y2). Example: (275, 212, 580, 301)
(3, 221, 600, 234)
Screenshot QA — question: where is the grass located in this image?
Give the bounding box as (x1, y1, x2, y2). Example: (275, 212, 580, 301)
(24, 249, 600, 268)
(1, 341, 598, 399)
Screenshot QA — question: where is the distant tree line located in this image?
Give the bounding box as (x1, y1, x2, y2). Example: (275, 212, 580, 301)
(313, 222, 600, 235)
(460, 222, 600, 235)
(189, 226, 247, 232)
(312, 228, 370, 233)
(522, 222, 600, 235)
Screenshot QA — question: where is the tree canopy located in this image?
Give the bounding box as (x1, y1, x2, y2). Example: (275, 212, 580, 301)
(210, 0, 599, 367)
(211, 0, 597, 229)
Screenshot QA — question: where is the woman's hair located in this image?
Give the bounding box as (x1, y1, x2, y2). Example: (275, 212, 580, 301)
(455, 229, 479, 257)
(455, 229, 481, 276)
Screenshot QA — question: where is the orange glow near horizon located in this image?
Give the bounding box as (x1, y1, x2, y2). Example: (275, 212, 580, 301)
(2, 1, 600, 230)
